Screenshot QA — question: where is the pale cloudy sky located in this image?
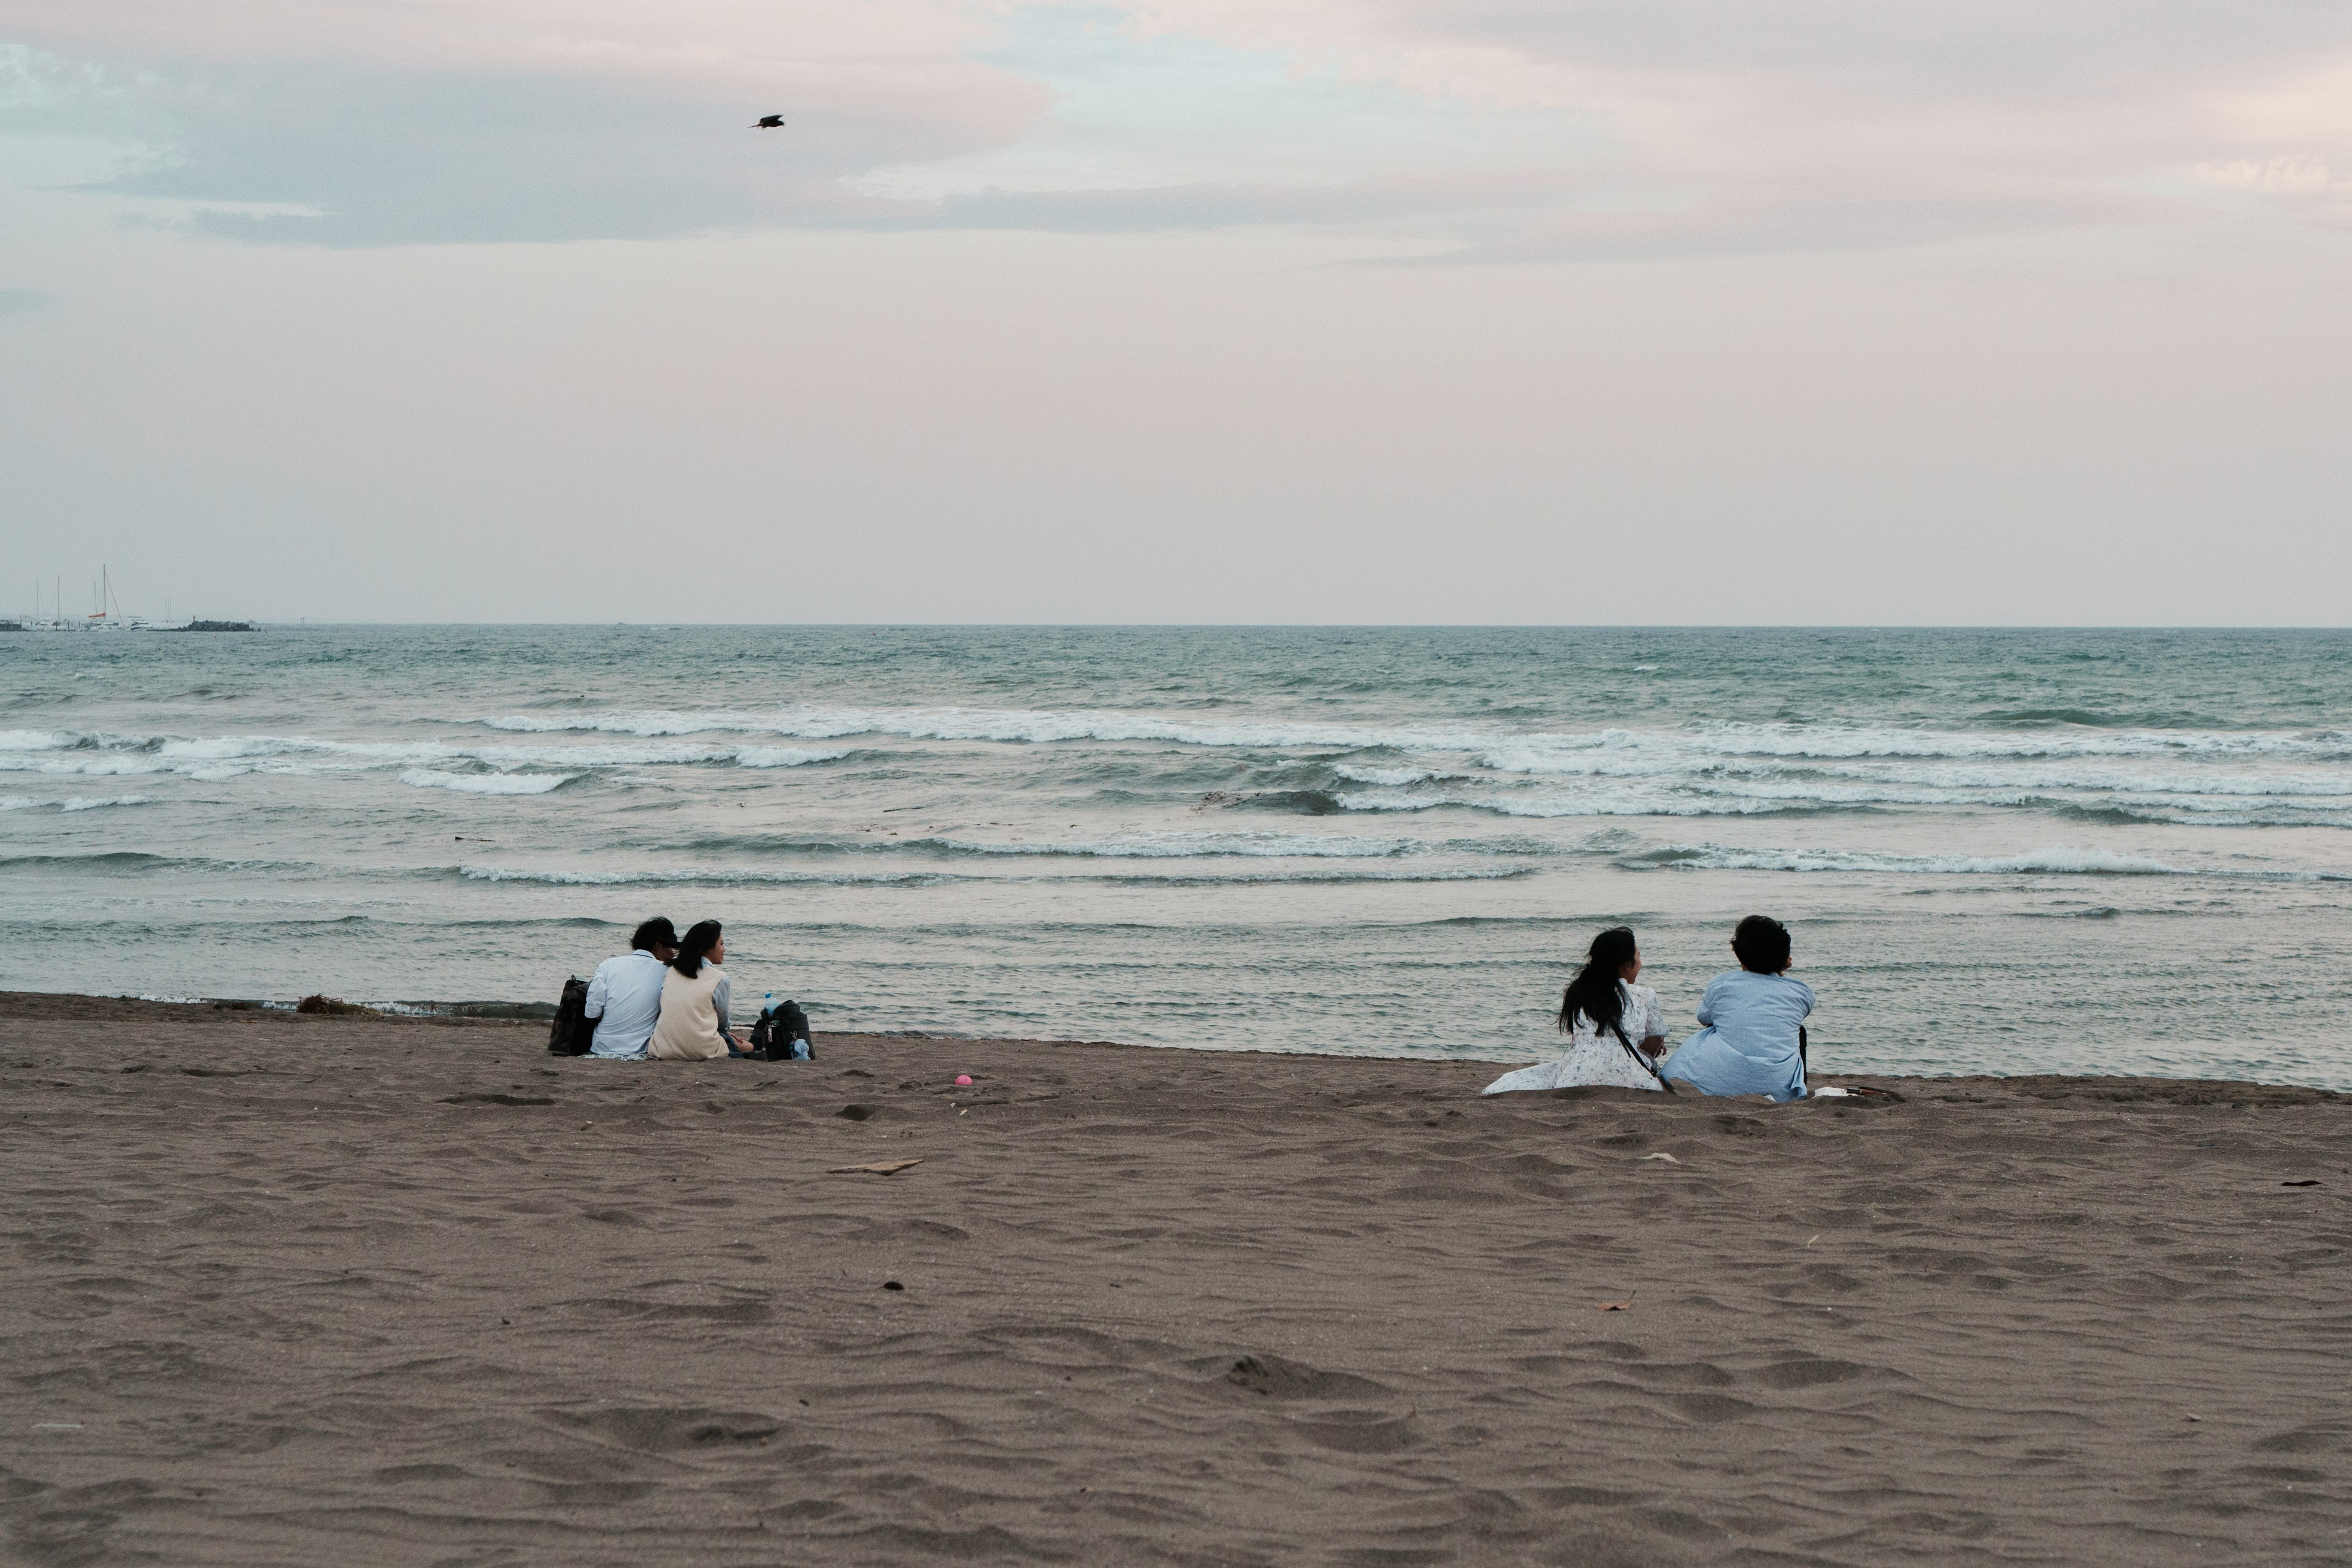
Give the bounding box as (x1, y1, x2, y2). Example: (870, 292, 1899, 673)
(2, 1, 2348, 623)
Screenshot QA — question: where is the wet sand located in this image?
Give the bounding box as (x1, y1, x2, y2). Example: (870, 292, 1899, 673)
(3, 991, 2348, 1566)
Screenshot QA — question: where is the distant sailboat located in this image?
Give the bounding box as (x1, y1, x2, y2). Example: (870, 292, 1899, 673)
(88, 567, 130, 630)
(26, 567, 208, 629)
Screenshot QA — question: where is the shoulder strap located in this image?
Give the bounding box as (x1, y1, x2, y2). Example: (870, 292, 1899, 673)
(1607, 1017, 1675, 1094)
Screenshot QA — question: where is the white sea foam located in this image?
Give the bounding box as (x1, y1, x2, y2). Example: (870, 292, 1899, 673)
(0, 755, 175, 778)
(454, 740, 845, 769)
(451, 861, 1524, 889)
(1315, 747, 2352, 819)
(734, 746, 851, 768)
(1638, 843, 2185, 876)
(0, 728, 853, 782)
(1332, 781, 1996, 817)
(457, 864, 941, 886)
(0, 796, 33, 811)
(58, 794, 159, 812)
(401, 770, 575, 796)
(1476, 724, 2352, 776)
(158, 734, 681, 768)
(472, 705, 2352, 778)
(475, 706, 1495, 751)
(477, 710, 774, 737)
(23, 712, 2352, 816)
(461, 864, 714, 884)
(1331, 764, 1460, 787)
(1106, 865, 1532, 886)
(1679, 720, 2352, 763)
(923, 830, 1419, 859)
(1803, 758, 2352, 799)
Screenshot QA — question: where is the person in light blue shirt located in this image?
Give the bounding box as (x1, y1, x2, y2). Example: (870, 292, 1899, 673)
(1657, 915, 1814, 1101)
(584, 916, 678, 1060)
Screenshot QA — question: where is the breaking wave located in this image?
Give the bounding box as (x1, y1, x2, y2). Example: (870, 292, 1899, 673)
(671, 829, 1556, 861)
(441, 707, 2352, 827)
(58, 794, 159, 812)
(0, 727, 850, 782)
(1623, 843, 2241, 877)
(401, 770, 575, 796)
(472, 706, 1491, 750)
(470, 706, 2352, 763)
(457, 864, 952, 888)
(8, 713, 2350, 826)
(1095, 866, 1537, 887)
(452, 861, 1534, 889)
(0, 851, 277, 875)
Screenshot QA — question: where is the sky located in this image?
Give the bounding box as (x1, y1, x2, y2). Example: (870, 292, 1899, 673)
(1, 1, 2348, 624)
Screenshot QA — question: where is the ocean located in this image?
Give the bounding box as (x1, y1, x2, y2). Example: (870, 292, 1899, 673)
(4, 625, 2349, 1088)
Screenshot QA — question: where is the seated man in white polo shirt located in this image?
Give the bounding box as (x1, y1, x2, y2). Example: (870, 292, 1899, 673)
(584, 917, 679, 1061)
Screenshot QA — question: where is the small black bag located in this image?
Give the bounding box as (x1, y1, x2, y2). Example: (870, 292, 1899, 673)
(547, 976, 595, 1057)
(745, 999, 812, 1061)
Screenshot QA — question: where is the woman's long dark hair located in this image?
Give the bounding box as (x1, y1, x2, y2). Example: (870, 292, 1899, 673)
(1558, 926, 1638, 1036)
(671, 919, 723, 979)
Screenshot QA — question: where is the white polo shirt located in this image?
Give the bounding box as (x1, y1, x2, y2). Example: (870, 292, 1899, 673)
(584, 950, 669, 1060)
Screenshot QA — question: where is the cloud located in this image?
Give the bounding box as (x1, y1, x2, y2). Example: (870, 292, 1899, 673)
(7, 18, 1578, 247)
(0, 9, 1043, 244)
(848, 10, 1599, 202)
(2192, 157, 2346, 195)
(88, 62, 924, 246)
(0, 287, 61, 313)
(4, 2, 2351, 254)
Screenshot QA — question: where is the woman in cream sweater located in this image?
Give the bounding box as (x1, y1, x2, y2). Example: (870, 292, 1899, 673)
(648, 919, 740, 1060)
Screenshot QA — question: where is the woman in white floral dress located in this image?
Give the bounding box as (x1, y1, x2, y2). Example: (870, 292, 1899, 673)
(1482, 926, 1670, 1094)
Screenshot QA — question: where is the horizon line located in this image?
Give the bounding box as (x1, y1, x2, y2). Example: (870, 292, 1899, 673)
(23, 620, 2352, 633)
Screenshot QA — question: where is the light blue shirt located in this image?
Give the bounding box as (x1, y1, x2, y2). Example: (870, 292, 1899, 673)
(584, 950, 668, 1060)
(1658, 970, 1815, 1101)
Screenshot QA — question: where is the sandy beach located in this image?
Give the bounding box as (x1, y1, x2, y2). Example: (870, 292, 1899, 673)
(4, 990, 2348, 1566)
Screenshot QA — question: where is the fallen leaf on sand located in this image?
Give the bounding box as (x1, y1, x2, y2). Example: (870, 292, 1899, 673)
(828, 1159, 925, 1176)
(1640, 1152, 1680, 1164)
(1596, 1296, 1635, 1312)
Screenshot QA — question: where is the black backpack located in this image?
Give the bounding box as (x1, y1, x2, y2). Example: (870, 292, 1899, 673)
(745, 999, 812, 1061)
(547, 976, 594, 1057)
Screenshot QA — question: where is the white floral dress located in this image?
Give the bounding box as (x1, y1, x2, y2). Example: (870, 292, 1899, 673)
(1482, 982, 1668, 1094)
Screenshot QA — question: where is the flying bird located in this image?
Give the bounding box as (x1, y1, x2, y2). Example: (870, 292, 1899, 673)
(753, 115, 785, 129)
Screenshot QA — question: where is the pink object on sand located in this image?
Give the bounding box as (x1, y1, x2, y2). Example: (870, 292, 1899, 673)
(955, 1074, 973, 1087)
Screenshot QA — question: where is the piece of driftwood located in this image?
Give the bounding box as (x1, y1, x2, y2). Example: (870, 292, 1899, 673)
(827, 1158, 925, 1176)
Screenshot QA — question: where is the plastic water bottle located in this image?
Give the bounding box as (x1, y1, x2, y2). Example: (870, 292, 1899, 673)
(763, 992, 775, 1016)
(790, 1038, 811, 1061)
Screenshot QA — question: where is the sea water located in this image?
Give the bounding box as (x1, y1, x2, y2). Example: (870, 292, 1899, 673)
(4, 626, 2348, 1088)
